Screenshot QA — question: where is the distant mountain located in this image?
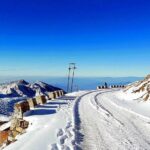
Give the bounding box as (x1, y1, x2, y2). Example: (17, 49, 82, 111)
(124, 75, 150, 101)
(0, 80, 61, 98)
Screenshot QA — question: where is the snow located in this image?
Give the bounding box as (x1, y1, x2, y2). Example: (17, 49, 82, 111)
(2, 92, 85, 150)
(0, 122, 11, 131)
(75, 90, 150, 150)
(111, 90, 150, 118)
(0, 115, 10, 123)
(124, 74, 150, 101)
(0, 79, 61, 99)
(0, 80, 62, 116)
(2, 88, 150, 150)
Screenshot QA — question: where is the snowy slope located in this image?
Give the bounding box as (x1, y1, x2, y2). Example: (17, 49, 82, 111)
(0, 80, 62, 116)
(124, 74, 150, 101)
(0, 80, 61, 98)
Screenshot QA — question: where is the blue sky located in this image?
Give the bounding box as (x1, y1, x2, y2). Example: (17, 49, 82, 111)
(0, 0, 150, 77)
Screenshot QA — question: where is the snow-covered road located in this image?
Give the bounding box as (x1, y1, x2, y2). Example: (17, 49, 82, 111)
(2, 90, 150, 150)
(75, 90, 150, 150)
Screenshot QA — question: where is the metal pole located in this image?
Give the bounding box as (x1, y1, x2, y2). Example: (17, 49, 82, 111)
(71, 66, 76, 92)
(67, 67, 71, 93)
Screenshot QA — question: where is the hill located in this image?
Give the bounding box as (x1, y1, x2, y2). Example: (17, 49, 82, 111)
(124, 74, 150, 101)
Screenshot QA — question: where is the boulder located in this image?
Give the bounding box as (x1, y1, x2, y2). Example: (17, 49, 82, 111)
(14, 101, 30, 117)
(0, 131, 9, 146)
(47, 92, 55, 100)
(54, 91, 59, 98)
(27, 98, 37, 108)
(35, 95, 47, 104)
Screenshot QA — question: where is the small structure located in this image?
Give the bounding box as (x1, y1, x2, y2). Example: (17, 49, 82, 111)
(35, 95, 47, 105)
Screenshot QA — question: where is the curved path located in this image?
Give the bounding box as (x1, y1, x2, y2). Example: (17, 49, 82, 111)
(74, 90, 150, 150)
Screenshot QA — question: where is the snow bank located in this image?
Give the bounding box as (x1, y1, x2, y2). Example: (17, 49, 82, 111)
(108, 90, 150, 118)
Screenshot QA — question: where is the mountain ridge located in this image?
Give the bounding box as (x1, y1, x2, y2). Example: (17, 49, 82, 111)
(0, 80, 62, 98)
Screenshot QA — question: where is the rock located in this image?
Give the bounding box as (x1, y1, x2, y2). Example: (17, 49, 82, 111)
(14, 101, 30, 118)
(0, 131, 9, 146)
(47, 92, 55, 100)
(147, 84, 150, 93)
(27, 98, 37, 108)
(15, 127, 24, 133)
(35, 95, 47, 105)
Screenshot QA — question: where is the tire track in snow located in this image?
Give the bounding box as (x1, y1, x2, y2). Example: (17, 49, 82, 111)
(94, 92, 125, 126)
(95, 93, 150, 148)
(74, 90, 150, 150)
(73, 91, 95, 150)
(73, 90, 110, 150)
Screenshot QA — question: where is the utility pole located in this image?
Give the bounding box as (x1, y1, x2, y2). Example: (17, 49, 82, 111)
(67, 63, 77, 93)
(67, 66, 71, 93)
(71, 65, 76, 92)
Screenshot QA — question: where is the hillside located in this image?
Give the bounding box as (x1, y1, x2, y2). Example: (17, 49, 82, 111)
(0, 80, 62, 116)
(124, 74, 150, 101)
(0, 80, 61, 98)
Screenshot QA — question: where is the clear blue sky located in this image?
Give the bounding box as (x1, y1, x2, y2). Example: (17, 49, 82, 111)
(0, 0, 150, 77)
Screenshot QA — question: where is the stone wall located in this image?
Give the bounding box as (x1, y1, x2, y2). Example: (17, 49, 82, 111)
(14, 90, 64, 116)
(97, 85, 125, 90)
(1, 90, 65, 147)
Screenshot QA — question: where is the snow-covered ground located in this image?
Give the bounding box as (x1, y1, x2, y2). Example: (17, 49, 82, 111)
(2, 89, 150, 150)
(2, 91, 88, 150)
(0, 80, 63, 117)
(74, 89, 150, 150)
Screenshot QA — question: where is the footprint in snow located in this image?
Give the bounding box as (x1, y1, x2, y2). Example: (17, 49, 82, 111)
(49, 143, 59, 150)
(57, 128, 64, 137)
(61, 145, 71, 150)
(66, 121, 72, 129)
(59, 135, 68, 145)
